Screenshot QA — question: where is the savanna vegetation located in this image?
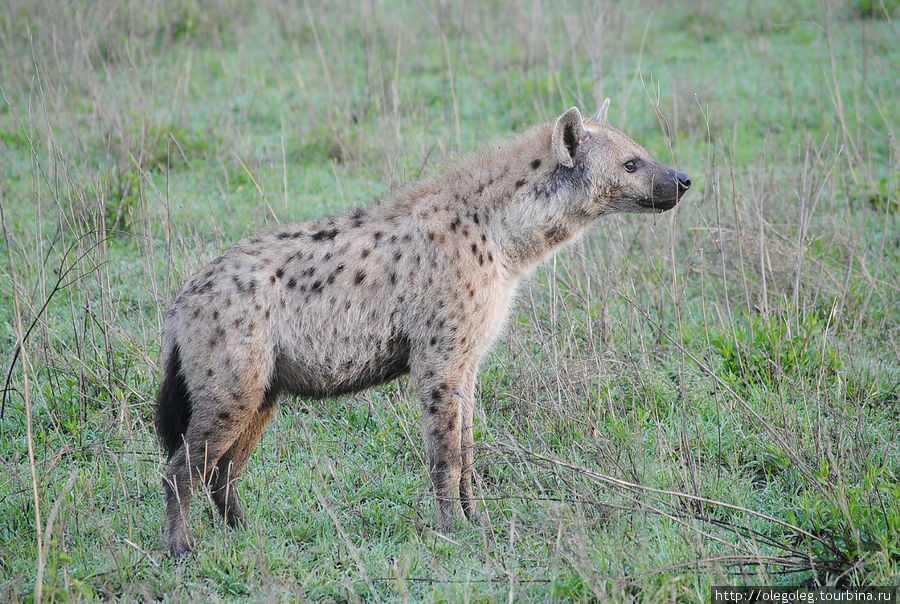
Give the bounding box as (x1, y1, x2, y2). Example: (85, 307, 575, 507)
(1, 0, 897, 600)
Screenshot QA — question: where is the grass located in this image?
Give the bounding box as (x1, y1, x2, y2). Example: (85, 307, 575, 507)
(1, 0, 898, 600)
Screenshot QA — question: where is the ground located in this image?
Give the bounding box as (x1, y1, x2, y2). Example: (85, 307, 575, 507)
(0, 0, 898, 600)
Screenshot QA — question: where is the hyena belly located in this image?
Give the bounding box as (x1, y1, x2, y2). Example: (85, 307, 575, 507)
(260, 219, 424, 400)
(268, 318, 412, 399)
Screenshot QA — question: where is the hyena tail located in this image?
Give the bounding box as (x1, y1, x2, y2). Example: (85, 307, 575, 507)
(155, 343, 192, 459)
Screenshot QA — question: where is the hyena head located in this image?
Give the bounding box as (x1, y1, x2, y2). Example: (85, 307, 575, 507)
(550, 101, 691, 216)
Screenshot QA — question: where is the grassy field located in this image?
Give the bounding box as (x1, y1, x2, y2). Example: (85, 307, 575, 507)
(1, 0, 898, 600)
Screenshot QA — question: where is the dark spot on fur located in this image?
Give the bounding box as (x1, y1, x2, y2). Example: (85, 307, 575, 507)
(362, 248, 370, 258)
(265, 310, 270, 319)
(427, 231, 435, 242)
(450, 217, 460, 232)
(481, 233, 487, 243)
(233, 318, 243, 328)
(428, 403, 439, 414)
(544, 226, 569, 245)
(219, 411, 231, 421)
(213, 310, 219, 320)
(390, 234, 398, 243)
(472, 212, 479, 224)
(393, 251, 402, 262)
(302, 267, 315, 277)
(312, 228, 339, 241)
(487, 251, 494, 263)
(390, 272, 397, 285)
(531, 158, 541, 170)
(193, 308, 200, 318)
(431, 389, 442, 401)
(275, 268, 285, 279)
(478, 253, 484, 265)
(287, 277, 297, 288)
(430, 336, 437, 346)
(446, 417, 456, 432)
(354, 271, 366, 285)
(471, 243, 478, 255)
(515, 178, 525, 189)
(311, 280, 323, 293)
(324, 252, 333, 261)
(270, 275, 276, 284)
(206, 368, 214, 377)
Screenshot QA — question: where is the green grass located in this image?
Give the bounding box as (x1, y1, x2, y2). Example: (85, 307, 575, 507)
(1, 0, 898, 600)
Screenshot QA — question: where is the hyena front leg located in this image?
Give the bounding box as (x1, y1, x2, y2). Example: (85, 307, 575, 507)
(417, 359, 480, 531)
(457, 367, 479, 521)
(421, 380, 462, 530)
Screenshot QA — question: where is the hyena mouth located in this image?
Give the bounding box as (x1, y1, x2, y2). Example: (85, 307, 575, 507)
(638, 197, 679, 212)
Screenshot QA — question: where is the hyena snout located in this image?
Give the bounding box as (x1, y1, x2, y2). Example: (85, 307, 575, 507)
(674, 169, 692, 194)
(646, 163, 692, 211)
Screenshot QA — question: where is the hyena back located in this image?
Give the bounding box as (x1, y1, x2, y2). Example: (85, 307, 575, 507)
(156, 102, 691, 557)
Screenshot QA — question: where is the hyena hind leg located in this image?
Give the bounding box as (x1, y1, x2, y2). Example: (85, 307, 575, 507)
(210, 400, 278, 529)
(163, 390, 266, 557)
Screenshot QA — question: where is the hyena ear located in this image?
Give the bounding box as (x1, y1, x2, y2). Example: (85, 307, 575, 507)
(551, 107, 587, 169)
(590, 98, 610, 124)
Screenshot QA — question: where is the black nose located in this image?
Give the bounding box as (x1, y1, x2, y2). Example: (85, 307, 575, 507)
(676, 171, 691, 193)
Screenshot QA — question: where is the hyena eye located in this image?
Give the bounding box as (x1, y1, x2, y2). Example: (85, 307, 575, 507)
(623, 160, 637, 173)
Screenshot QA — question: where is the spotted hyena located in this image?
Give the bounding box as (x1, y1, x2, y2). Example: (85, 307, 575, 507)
(156, 101, 691, 557)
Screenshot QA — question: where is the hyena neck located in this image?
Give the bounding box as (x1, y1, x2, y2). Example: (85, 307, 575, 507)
(379, 124, 589, 280)
(479, 126, 591, 277)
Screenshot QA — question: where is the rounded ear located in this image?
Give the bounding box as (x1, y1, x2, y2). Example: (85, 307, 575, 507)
(590, 98, 610, 124)
(551, 107, 586, 168)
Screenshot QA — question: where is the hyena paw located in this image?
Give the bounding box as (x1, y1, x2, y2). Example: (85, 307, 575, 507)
(167, 531, 196, 559)
(462, 500, 480, 523)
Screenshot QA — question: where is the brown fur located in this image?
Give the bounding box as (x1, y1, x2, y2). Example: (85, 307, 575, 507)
(155, 104, 691, 557)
